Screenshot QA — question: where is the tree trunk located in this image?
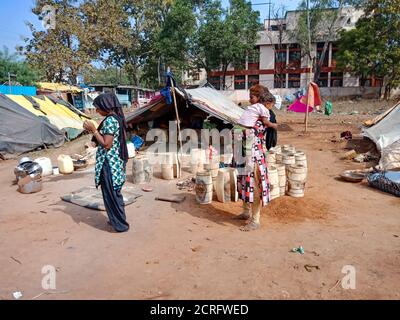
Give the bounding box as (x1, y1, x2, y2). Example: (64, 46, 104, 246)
(313, 41, 329, 83)
(221, 64, 228, 90)
(384, 84, 391, 101)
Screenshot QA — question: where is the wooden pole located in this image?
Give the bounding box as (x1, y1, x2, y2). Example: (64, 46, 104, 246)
(304, 0, 312, 132)
(169, 73, 184, 162)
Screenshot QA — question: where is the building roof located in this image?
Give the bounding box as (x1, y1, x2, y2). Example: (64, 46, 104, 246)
(126, 87, 244, 125)
(258, 6, 364, 45)
(89, 84, 156, 92)
(37, 82, 83, 93)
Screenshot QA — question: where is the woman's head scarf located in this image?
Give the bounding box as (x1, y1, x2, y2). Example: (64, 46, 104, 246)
(93, 93, 129, 162)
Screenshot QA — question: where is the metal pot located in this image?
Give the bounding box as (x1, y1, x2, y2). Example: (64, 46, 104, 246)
(14, 161, 43, 181)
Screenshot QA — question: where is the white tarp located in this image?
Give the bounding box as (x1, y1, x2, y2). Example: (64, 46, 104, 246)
(127, 87, 244, 125)
(363, 101, 400, 170)
(363, 102, 400, 151)
(186, 87, 244, 124)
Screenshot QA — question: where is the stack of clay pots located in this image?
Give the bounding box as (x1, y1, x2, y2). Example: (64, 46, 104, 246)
(287, 164, 307, 198)
(268, 145, 308, 198)
(268, 166, 280, 200)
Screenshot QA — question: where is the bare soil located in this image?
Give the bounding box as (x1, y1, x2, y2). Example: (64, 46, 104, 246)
(0, 100, 399, 300)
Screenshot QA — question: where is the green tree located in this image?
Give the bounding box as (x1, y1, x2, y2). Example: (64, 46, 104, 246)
(336, 0, 400, 99)
(290, 0, 360, 82)
(101, 0, 174, 87)
(0, 47, 41, 86)
(83, 65, 131, 86)
(193, 0, 260, 89)
(156, 0, 196, 83)
(21, 0, 92, 84)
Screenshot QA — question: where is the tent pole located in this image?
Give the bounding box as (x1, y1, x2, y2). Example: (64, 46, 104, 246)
(170, 76, 184, 161)
(304, 0, 312, 132)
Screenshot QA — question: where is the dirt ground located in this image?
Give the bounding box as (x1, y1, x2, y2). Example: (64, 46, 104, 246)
(0, 100, 399, 300)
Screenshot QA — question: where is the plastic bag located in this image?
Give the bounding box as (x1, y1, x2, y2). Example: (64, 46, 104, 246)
(324, 101, 333, 116)
(131, 135, 144, 150)
(367, 171, 400, 197)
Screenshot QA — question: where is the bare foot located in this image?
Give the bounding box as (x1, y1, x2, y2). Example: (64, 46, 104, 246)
(240, 222, 260, 232)
(233, 212, 251, 220)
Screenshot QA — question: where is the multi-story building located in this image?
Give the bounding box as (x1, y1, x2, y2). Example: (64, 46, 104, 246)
(205, 6, 384, 100)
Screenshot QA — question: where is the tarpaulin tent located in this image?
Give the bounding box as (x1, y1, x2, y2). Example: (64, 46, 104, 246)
(288, 82, 322, 113)
(6, 95, 89, 140)
(36, 82, 83, 93)
(363, 101, 400, 170)
(0, 94, 65, 157)
(126, 87, 244, 126)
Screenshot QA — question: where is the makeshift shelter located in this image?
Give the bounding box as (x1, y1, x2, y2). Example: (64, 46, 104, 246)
(0, 94, 65, 157)
(288, 82, 322, 113)
(363, 101, 400, 170)
(126, 87, 244, 128)
(6, 95, 90, 140)
(36, 82, 83, 94)
(36, 82, 87, 110)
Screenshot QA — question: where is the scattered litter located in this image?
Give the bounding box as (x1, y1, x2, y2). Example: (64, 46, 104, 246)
(13, 291, 23, 299)
(343, 150, 357, 160)
(354, 152, 379, 163)
(340, 131, 352, 140)
(304, 264, 320, 272)
(60, 238, 69, 246)
(31, 290, 70, 300)
(10, 256, 22, 265)
(291, 246, 305, 254)
(394, 235, 399, 238)
(142, 187, 153, 192)
(145, 292, 170, 300)
(328, 280, 341, 292)
(350, 110, 359, 115)
(155, 195, 186, 203)
(40, 211, 47, 214)
(131, 135, 145, 151)
(324, 101, 333, 116)
(176, 178, 195, 191)
(308, 251, 320, 257)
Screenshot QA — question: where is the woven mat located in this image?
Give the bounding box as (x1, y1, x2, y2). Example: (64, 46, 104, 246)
(61, 186, 142, 211)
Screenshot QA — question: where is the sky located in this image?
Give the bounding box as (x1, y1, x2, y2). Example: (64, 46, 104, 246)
(0, 0, 301, 53)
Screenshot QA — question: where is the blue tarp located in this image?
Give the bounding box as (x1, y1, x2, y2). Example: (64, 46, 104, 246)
(0, 85, 37, 96)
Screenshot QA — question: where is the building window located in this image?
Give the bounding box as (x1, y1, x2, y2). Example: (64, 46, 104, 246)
(274, 74, 286, 88)
(317, 72, 329, 87)
(288, 45, 301, 69)
(248, 47, 260, 70)
(269, 24, 286, 31)
(209, 76, 221, 90)
(248, 75, 259, 88)
(331, 42, 339, 67)
(288, 73, 301, 88)
(316, 42, 329, 67)
(234, 75, 246, 90)
(275, 45, 287, 63)
(330, 72, 343, 87)
(234, 59, 246, 71)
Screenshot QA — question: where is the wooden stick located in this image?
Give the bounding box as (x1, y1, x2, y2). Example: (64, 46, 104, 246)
(169, 72, 184, 167)
(305, 0, 312, 132)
